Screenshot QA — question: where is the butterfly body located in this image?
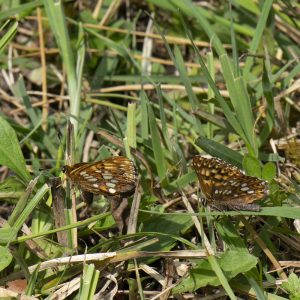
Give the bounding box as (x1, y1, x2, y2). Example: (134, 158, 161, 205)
(62, 156, 137, 197)
(192, 156, 269, 211)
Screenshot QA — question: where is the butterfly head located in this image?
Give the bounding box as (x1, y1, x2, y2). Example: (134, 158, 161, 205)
(62, 165, 70, 175)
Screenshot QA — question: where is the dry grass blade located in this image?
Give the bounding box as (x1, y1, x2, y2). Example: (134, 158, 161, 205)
(49, 177, 68, 248)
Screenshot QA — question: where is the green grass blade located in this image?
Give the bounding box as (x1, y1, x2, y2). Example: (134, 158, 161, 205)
(243, 0, 273, 81)
(195, 136, 243, 168)
(182, 21, 246, 140)
(220, 55, 256, 154)
(43, 0, 79, 135)
(147, 100, 167, 182)
(0, 20, 18, 53)
(8, 184, 49, 244)
(208, 255, 237, 300)
(140, 90, 149, 141)
(0, 1, 40, 20)
(172, 0, 226, 55)
(126, 103, 137, 149)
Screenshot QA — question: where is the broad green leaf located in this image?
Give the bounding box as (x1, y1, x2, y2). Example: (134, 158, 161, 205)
(0, 246, 13, 271)
(282, 273, 300, 300)
(243, 155, 262, 178)
(172, 250, 257, 294)
(219, 250, 257, 278)
(262, 162, 277, 181)
(0, 226, 18, 245)
(0, 116, 31, 184)
(215, 219, 247, 251)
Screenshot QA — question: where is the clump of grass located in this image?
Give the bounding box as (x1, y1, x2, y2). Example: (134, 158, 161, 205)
(0, 1, 299, 299)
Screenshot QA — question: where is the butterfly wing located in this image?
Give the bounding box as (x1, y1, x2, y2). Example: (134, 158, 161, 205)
(64, 157, 137, 196)
(192, 155, 215, 202)
(192, 156, 268, 208)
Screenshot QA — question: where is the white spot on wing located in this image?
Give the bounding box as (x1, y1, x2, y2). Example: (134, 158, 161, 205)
(88, 178, 97, 182)
(92, 183, 98, 188)
(80, 171, 87, 176)
(241, 186, 249, 191)
(83, 175, 93, 179)
(108, 188, 116, 194)
(106, 182, 116, 188)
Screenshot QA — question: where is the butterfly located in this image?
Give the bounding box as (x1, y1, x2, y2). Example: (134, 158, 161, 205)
(192, 155, 269, 211)
(62, 156, 137, 198)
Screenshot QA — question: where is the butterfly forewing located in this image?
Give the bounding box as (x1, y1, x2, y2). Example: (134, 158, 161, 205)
(192, 155, 269, 210)
(63, 156, 137, 196)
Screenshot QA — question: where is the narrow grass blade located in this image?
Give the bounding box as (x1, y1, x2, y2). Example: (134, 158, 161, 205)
(181, 19, 246, 140)
(8, 183, 49, 246)
(43, 0, 79, 135)
(140, 90, 149, 141)
(173, 0, 226, 56)
(147, 101, 167, 182)
(0, 1, 40, 20)
(207, 51, 215, 138)
(157, 86, 172, 152)
(195, 136, 243, 168)
(243, 0, 273, 81)
(12, 78, 57, 156)
(79, 264, 100, 300)
(220, 55, 256, 154)
(0, 20, 18, 53)
(259, 63, 275, 145)
(126, 103, 137, 149)
(207, 255, 237, 300)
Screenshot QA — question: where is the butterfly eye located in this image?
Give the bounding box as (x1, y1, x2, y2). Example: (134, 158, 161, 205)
(62, 166, 67, 174)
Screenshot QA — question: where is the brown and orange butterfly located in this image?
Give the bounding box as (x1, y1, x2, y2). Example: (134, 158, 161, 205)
(62, 156, 137, 197)
(192, 155, 269, 211)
